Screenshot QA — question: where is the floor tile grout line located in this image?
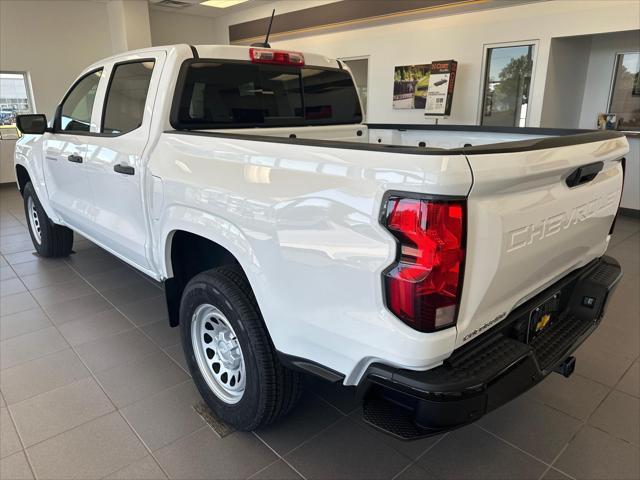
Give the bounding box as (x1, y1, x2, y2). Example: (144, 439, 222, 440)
(8, 257, 173, 480)
(538, 359, 640, 475)
(245, 457, 288, 480)
(258, 411, 346, 461)
(390, 461, 414, 480)
(3, 191, 639, 479)
(113, 407, 173, 480)
(538, 442, 575, 480)
(251, 431, 309, 480)
(474, 423, 565, 473)
(402, 430, 451, 480)
(3, 403, 39, 480)
(59, 255, 197, 479)
(61, 257, 190, 375)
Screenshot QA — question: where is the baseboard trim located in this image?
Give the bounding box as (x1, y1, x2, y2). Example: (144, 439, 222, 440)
(620, 207, 640, 219)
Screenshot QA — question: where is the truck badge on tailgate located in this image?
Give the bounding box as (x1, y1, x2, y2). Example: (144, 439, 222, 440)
(506, 190, 620, 253)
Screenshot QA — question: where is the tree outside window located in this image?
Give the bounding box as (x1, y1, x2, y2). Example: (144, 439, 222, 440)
(481, 45, 534, 127)
(609, 52, 640, 131)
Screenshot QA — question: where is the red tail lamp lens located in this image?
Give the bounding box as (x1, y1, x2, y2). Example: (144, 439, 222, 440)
(383, 196, 466, 332)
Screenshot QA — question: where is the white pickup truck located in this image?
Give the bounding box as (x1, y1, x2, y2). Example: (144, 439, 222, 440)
(15, 44, 628, 439)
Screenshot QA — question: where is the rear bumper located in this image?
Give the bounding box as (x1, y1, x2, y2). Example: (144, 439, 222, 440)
(361, 255, 622, 439)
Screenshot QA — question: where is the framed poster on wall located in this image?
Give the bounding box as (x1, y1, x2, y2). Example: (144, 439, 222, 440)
(393, 64, 430, 109)
(425, 60, 458, 116)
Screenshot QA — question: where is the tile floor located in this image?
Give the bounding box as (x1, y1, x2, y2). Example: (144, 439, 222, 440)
(0, 183, 638, 480)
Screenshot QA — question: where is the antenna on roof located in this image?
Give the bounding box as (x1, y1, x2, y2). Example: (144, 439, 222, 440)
(251, 9, 275, 48)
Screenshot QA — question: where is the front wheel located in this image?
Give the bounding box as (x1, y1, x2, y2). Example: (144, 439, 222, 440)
(180, 267, 302, 430)
(23, 182, 73, 257)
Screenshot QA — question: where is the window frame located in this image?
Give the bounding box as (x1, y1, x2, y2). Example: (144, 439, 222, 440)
(0, 71, 36, 139)
(607, 51, 640, 131)
(476, 40, 539, 127)
(100, 58, 156, 136)
(54, 67, 104, 134)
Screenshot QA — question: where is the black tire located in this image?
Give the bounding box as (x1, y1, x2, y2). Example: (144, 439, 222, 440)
(23, 182, 73, 258)
(180, 266, 302, 430)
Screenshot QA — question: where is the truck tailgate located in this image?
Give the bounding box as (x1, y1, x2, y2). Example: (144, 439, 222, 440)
(456, 134, 628, 348)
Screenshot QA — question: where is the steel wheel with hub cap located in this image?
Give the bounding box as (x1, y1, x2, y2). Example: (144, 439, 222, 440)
(180, 266, 303, 431)
(22, 181, 73, 257)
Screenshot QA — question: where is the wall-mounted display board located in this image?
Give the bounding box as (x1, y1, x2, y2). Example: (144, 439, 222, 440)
(425, 60, 458, 116)
(393, 64, 430, 109)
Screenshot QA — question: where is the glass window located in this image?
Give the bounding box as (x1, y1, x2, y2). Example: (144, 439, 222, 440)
(609, 52, 640, 131)
(60, 70, 102, 132)
(102, 61, 155, 134)
(481, 44, 534, 127)
(0, 72, 34, 139)
(175, 61, 362, 128)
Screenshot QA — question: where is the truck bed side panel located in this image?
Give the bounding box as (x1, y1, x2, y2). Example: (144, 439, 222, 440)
(149, 132, 472, 382)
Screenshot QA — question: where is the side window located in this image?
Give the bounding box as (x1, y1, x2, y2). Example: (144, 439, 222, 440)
(60, 70, 102, 132)
(102, 61, 155, 134)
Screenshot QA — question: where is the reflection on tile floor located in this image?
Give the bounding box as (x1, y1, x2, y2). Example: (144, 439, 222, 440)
(0, 184, 639, 480)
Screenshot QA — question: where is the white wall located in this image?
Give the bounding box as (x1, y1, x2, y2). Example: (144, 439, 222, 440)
(108, 0, 153, 53)
(579, 30, 640, 129)
(540, 36, 592, 129)
(568, 29, 640, 210)
(0, 0, 154, 183)
(0, 0, 114, 119)
(213, 0, 640, 126)
(149, 9, 222, 46)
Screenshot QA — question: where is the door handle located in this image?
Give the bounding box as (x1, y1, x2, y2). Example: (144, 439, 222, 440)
(565, 161, 604, 188)
(114, 164, 135, 175)
(67, 154, 83, 163)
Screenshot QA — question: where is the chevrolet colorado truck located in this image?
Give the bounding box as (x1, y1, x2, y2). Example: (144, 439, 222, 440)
(14, 44, 627, 439)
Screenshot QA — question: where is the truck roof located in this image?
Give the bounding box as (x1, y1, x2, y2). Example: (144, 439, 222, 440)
(85, 44, 341, 72)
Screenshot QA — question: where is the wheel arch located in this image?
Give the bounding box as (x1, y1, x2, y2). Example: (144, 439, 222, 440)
(15, 164, 31, 194)
(162, 227, 256, 327)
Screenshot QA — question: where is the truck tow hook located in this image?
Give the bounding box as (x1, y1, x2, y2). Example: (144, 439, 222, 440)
(554, 356, 576, 378)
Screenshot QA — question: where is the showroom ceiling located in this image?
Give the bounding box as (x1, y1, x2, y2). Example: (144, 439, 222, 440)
(148, 0, 340, 18)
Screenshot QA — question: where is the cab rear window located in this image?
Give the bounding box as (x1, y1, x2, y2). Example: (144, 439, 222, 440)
(171, 61, 362, 129)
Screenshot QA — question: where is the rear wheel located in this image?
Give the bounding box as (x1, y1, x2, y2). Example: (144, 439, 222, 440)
(23, 182, 73, 257)
(180, 266, 302, 430)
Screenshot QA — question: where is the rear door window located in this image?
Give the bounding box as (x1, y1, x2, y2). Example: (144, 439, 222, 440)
(102, 61, 155, 134)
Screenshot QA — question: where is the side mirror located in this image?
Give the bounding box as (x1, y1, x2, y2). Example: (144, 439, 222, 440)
(16, 114, 48, 135)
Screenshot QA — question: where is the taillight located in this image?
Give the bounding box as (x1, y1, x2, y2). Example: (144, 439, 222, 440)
(382, 195, 466, 333)
(249, 48, 305, 66)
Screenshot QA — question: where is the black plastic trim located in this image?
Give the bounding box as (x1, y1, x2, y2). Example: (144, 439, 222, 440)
(189, 45, 199, 59)
(366, 123, 626, 155)
(277, 352, 345, 383)
(163, 129, 451, 155)
(113, 164, 135, 175)
(565, 161, 604, 188)
(360, 255, 623, 438)
(366, 123, 592, 136)
(163, 124, 624, 157)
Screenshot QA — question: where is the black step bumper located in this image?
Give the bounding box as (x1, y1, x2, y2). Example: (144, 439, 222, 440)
(361, 255, 622, 440)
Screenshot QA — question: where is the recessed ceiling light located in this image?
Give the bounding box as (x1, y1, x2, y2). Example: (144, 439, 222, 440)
(201, 0, 249, 8)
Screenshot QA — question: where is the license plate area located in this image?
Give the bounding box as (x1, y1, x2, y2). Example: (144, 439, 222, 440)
(527, 291, 561, 343)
